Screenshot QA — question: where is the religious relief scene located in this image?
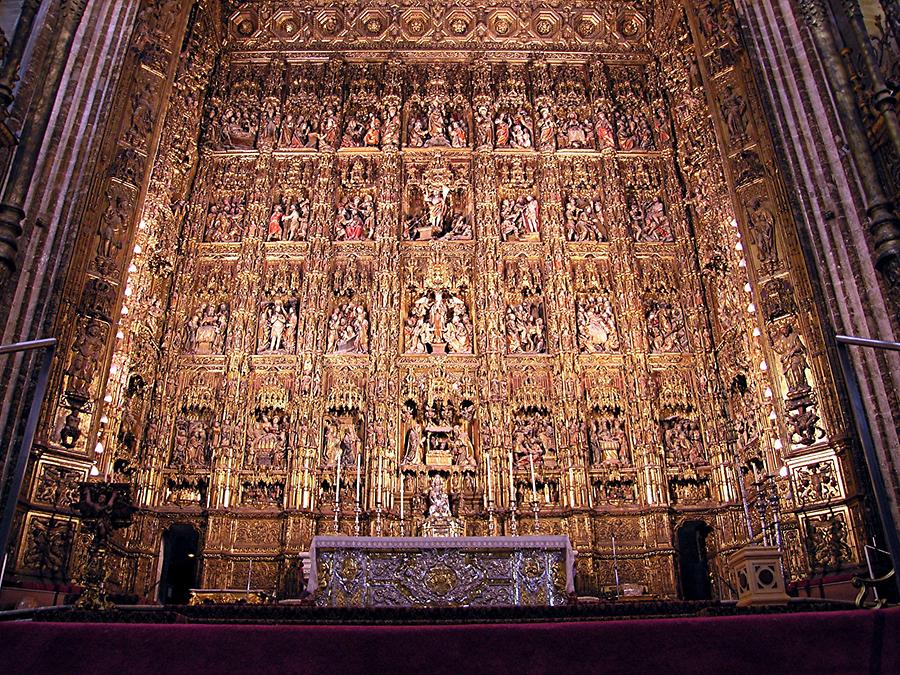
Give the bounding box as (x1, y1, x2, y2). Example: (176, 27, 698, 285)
(5, 2, 897, 652)
(498, 158, 541, 241)
(403, 155, 472, 241)
(256, 267, 302, 355)
(575, 259, 620, 353)
(404, 253, 473, 355)
(334, 158, 378, 241)
(325, 258, 371, 355)
(505, 260, 547, 354)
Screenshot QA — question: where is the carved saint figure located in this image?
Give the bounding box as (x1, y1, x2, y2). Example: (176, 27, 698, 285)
(98, 192, 128, 259)
(383, 105, 400, 147)
(68, 321, 105, 395)
(401, 408, 424, 465)
(594, 110, 616, 150)
(537, 106, 557, 151)
(364, 112, 381, 147)
(475, 105, 493, 149)
(774, 323, 811, 395)
(589, 416, 628, 466)
(319, 105, 340, 150)
(720, 85, 749, 142)
(748, 197, 777, 263)
(340, 427, 360, 464)
(267, 203, 284, 241)
(427, 102, 449, 145)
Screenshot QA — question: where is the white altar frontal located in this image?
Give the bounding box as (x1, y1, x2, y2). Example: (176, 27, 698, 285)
(307, 535, 575, 608)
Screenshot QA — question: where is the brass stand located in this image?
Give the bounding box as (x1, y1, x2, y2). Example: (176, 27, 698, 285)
(71, 482, 136, 609)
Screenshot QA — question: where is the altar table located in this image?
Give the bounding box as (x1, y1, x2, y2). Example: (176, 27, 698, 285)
(307, 535, 574, 608)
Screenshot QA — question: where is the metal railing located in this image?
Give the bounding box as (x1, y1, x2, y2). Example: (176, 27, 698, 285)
(834, 334, 900, 597)
(0, 338, 57, 590)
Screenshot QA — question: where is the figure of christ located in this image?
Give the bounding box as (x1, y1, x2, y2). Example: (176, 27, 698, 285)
(268, 301, 288, 352)
(281, 203, 300, 241)
(522, 196, 540, 235)
(427, 187, 450, 235)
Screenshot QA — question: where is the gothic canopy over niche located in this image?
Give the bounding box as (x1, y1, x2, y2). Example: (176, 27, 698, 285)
(20, 0, 864, 599)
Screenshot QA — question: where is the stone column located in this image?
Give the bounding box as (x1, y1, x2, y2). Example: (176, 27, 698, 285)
(841, 0, 900, 162)
(0, 0, 43, 113)
(798, 0, 900, 298)
(0, 0, 88, 281)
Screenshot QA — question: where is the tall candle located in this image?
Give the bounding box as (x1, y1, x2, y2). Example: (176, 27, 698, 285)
(568, 465, 576, 507)
(509, 450, 515, 504)
(356, 451, 362, 505)
(335, 448, 343, 510)
(486, 453, 494, 503)
(399, 470, 405, 521)
(377, 451, 383, 506)
(528, 451, 538, 503)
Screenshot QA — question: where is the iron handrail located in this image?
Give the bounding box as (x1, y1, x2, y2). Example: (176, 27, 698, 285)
(0, 338, 57, 590)
(834, 334, 900, 598)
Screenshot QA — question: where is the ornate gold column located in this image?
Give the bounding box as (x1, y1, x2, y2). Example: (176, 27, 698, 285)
(0, 0, 88, 281)
(799, 0, 900, 299)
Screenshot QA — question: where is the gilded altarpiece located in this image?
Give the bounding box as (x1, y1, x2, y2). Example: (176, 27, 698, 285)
(13, 0, 866, 599)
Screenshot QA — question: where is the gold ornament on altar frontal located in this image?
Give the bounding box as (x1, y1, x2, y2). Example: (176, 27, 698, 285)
(17, 0, 863, 600)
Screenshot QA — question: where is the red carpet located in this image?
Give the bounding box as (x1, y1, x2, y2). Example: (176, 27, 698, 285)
(1, 607, 897, 674)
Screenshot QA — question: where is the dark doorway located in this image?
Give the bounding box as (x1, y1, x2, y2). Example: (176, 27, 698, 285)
(677, 520, 712, 601)
(159, 524, 199, 604)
